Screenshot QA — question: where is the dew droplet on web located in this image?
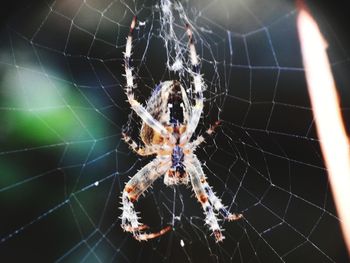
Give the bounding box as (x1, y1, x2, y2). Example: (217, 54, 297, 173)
(180, 239, 185, 247)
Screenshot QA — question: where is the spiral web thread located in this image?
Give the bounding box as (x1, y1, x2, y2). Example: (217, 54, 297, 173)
(0, 0, 349, 262)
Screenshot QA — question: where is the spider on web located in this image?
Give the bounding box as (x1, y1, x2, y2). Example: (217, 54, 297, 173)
(120, 16, 242, 242)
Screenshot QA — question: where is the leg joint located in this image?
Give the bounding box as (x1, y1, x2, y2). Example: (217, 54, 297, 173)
(124, 185, 138, 202)
(199, 193, 208, 204)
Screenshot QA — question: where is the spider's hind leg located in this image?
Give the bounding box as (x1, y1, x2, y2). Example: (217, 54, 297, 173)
(124, 16, 170, 138)
(179, 24, 204, 145)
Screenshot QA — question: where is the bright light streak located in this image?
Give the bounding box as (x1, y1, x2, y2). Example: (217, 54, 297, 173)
(297, 2, 350, 255)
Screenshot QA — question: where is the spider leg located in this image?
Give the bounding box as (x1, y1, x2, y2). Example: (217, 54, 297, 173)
(122, 132, 157, 156)
(186, 121, 221, 150)
(135, 225, 172, 241)
(124, 16, 170, 139)
(122, 112, 157, 156)
(121, 156, 172, 240)
(180, 24, 204, 145)
(185, 158, 224, 242)
(204, 183, 242, 221)
(187, 154, 242, 221)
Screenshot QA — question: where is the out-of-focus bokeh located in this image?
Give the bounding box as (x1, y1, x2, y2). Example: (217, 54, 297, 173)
(1, 0, 349, 262)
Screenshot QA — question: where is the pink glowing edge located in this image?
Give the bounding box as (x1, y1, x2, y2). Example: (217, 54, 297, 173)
(297, 2, 350, 256)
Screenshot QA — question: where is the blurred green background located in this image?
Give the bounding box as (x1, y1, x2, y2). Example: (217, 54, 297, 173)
(1, 0, 350, 262)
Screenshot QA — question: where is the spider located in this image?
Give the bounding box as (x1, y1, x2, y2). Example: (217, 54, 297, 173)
(121, 16, 242, 242)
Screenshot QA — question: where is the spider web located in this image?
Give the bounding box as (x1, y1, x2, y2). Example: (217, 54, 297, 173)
(1, 0, 350, 262)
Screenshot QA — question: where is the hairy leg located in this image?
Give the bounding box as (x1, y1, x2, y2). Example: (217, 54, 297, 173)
(121, 112, 157, 156)
(186, 121, 221, 151)
(186, 154, 242, 221)
(124, 16, 170, 138)
(122, 132, 157, 156)
(121, 156, 171, 240)
(185, 158, 224, 242)
(180, 24, 204, 145)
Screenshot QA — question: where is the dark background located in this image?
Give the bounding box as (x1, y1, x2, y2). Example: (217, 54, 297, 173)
(1, 1, 350, 262)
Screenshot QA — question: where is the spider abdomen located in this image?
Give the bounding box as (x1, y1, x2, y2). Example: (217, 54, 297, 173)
(141, 81, 191, 146)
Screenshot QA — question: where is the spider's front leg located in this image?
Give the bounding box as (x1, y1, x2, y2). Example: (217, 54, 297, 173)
(185, 158, 224, 242)
(121, 156, 172, 240)
(185, 154, 242, 242)
(188, 154, 242, 221)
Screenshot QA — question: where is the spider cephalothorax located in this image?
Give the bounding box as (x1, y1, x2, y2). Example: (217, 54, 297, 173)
(121, 17, 242, 242)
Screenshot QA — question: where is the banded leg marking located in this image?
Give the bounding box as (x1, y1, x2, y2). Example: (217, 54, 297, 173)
(186, 120, 221, 150)
(124, 16, 170, 138)
(185, 158, 224, 242)
(122, 132, 157, 156)
(121, 157, 172, 240)
(180, 24, 204, 145)
(188, 154, 242, 220)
